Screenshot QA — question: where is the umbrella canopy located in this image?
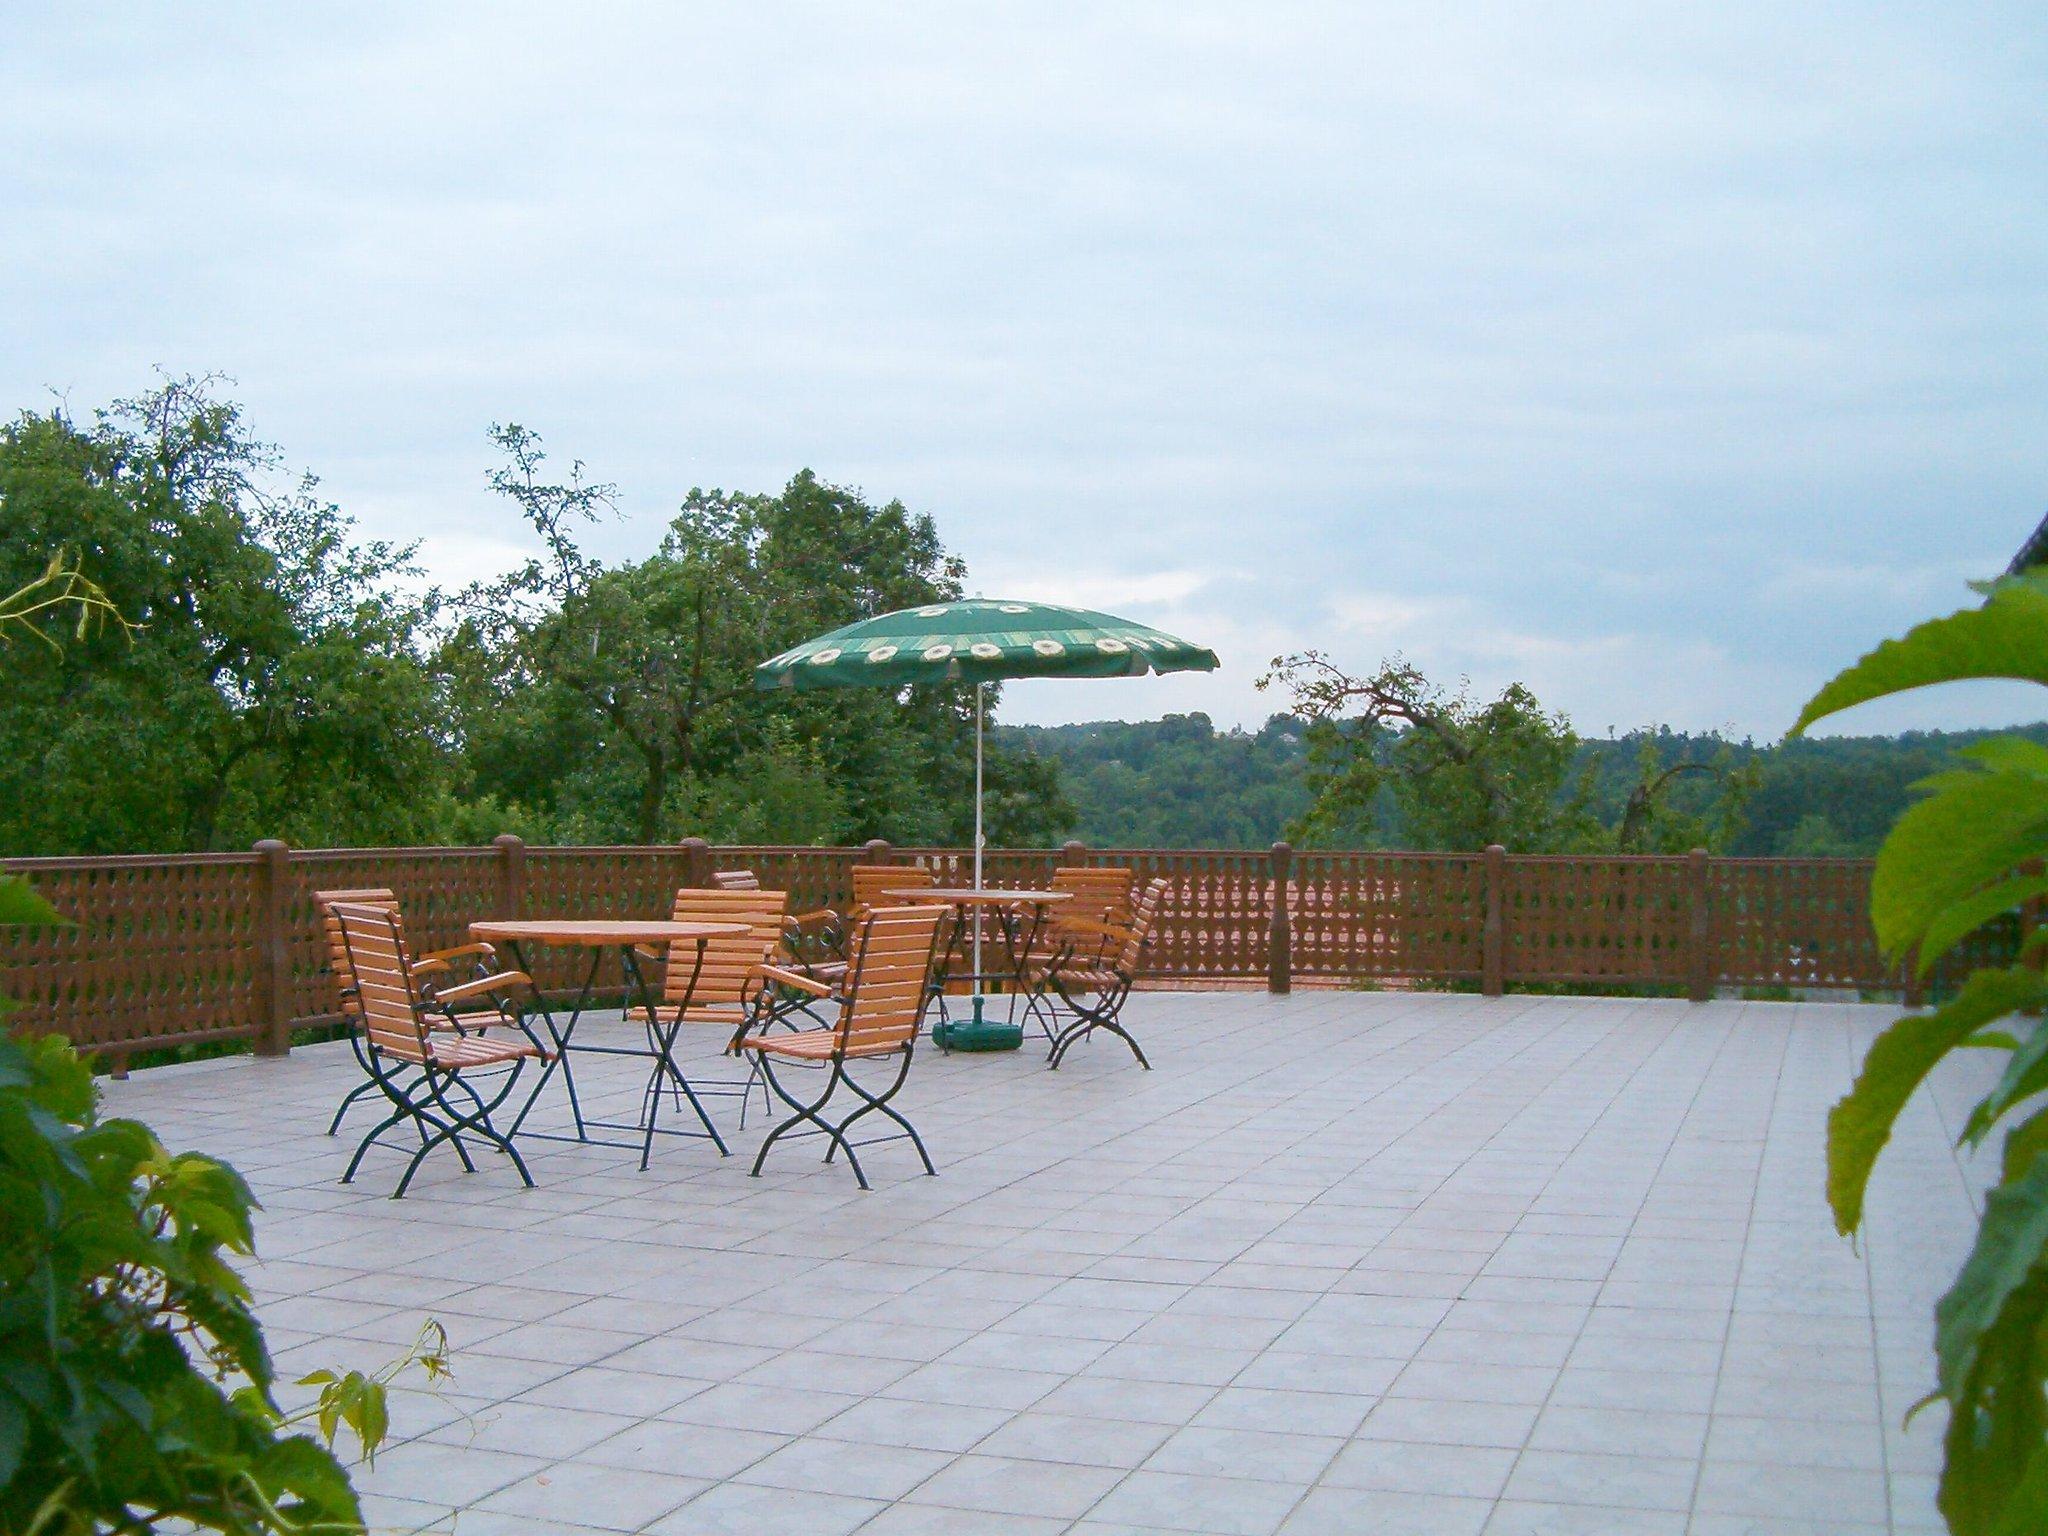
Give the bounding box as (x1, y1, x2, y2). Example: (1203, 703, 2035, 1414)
(753, 598, 1218, 691)
(754, 596, 1216, 1023)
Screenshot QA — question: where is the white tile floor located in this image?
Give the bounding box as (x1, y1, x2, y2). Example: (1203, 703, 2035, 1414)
(105, 990, 1992, 1534)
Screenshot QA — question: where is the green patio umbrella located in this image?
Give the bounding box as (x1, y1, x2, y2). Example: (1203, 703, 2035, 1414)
(755, 598, 1219, 1020)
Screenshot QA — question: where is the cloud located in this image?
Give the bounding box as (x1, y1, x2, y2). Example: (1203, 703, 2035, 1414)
(3, 3, 2045, 740)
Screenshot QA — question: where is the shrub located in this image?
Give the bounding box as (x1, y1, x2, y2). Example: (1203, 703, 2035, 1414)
(1798, 570, 2048, 1534)
(0, 1003, 428, 1534)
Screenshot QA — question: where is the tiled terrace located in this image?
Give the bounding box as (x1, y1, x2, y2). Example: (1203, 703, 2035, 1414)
(108, 991, 1985, 1535)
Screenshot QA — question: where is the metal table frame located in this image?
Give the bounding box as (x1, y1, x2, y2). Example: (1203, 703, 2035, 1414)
(476, 921, 745, 1170)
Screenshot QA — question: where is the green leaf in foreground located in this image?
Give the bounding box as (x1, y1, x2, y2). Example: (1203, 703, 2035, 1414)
(0, 874, 64, 928)
(1937, 1158, 2048, 1400)
(1827, 967, 2048, 1236)
(1966, 1018, 2048, 1149)
(1941, 1263, 2048, 1536)
(1989, 1442, 2048, 1536)
(1868, 747, 2048, 967)
(1792, 572, 2048, 737)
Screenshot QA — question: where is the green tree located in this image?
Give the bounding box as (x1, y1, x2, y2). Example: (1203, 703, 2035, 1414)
(447, 427, 1070, 845)
(1798, 569, 2048, 1534)
(1259, 652, 1596, 851)
(0, 377, 450, 855)
(1609, 736, 1757, 853)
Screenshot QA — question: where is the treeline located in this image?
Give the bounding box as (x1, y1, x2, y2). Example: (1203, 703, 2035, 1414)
(1005, 714, 2047, 855)
(7, 375, 2020, 862)
(0, 377, 1068, 857)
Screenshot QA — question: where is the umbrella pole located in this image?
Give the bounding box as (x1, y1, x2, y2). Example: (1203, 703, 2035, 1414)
(973, 681, 985, 1003)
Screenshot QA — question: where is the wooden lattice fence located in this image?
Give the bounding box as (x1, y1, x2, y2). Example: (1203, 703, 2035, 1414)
(0, 838, 1986, 1062)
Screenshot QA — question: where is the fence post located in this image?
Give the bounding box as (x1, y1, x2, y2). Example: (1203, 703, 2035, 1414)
(680, 836, 713, 888)
(1482, 844, 1506, 997)
(1268, 841, 1293, 994)
(863, 838, 893, 864)
(1061, 839, 1088, 869)
(1686, 847, 1713, 1002)
(493, 833, 526, 919)
(252, 839, 291, 1057)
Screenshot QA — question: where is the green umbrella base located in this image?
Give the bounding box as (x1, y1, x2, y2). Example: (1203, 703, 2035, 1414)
(930, 997, 1024, 1053)
(932, 1017, 1024, 1052)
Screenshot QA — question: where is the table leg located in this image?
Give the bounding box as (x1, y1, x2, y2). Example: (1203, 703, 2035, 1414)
(505, 944, 604, 1142)
(625, 941, 729, 1165)
(1008, 901, 1058, 1038)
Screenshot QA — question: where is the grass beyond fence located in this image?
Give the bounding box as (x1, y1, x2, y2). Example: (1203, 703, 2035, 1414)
(0, 837, 2000, 1066)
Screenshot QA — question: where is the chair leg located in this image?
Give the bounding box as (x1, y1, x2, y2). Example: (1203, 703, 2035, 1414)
(327, 1075, 379, 1136)
(836, 1048, 934, 1176)
(341, 1103, 409, 1183)
(752, 1056, 870, 1190)
(1047, 981, 1147, 1070)
(394, 1066, 533, 1198)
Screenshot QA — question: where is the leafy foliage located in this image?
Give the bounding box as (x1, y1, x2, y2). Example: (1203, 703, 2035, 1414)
(0, 1031, 411, 1533)
(445, 430, 1071, 846)
(0, 376, 450, 854)
(0, 384, 1076, 856)
(1000, 714, 1313, 848)
(1799, 569, 2048, 1535)
(1257, 652, 1601, 851)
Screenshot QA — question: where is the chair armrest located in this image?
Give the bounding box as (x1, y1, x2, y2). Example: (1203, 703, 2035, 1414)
(435, 970, 533, 1004)
(759, 963, 834, 998)
(421, 941, 497, 965)
(1050, 917, 1129, 943)
(788, 907, 840, 931)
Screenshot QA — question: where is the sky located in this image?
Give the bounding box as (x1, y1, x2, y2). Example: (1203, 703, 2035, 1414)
(4, 3, 2045, 739)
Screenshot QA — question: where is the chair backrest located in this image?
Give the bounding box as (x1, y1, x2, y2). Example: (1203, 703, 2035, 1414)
(663, 887, 790, 1008)
(1054, 864, 1137, 905)
(852, 863, 931, 911)
(329, 901, 432, 1063)
(1117, 879, 1170, 974)
(1052, 865, 1138, 931)
(838, 904, 950, 1054)
(711, 869, 761, 891)
(314, 886, 402, 1019)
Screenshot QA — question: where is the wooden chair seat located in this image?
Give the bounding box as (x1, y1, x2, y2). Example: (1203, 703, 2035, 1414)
(624, 1001, 747, 1027)
(737, 1028, 904, 1062)
(421, 1033, 550, 1070)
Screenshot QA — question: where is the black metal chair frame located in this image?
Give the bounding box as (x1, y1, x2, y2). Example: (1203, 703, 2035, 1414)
(332, 907, 547, 1199)
(739, 911, 948, 1191)
(325, 974, 512, 1136)
(1040, 922, 1154, 1072)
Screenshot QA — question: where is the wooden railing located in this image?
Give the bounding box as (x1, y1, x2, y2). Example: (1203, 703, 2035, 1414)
(0, 837, 1995, 1063)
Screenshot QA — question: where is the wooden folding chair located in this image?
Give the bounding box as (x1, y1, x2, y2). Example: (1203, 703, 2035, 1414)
(330, 902, 550, 1198)
(316, 886, 506, 1136)
(736, 904, 950, 1190)
(1054, 865, 1138, 920)
(717, 868, 850, 982)
(624, 887, 792, 1125)
(1038, 878, 1168, 1071)
(1018, 866, 1138, 1037)
(850, 862, 932, 911)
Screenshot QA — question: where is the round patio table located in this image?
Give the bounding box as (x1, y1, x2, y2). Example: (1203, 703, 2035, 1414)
(887, 888, 1071, 1034)
(473, 918, 750, 1169)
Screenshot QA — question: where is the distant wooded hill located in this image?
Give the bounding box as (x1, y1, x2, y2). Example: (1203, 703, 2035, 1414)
(999, 714, 2048, 855)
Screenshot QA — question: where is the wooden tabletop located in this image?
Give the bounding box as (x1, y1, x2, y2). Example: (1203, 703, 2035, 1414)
(469, 919, 751, 945)
(891, 888, 1073, 905)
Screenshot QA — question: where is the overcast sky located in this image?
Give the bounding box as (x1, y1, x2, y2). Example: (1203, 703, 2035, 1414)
(5, 3, 2045, 738)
